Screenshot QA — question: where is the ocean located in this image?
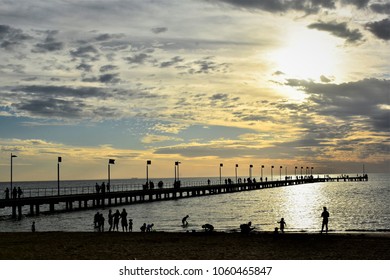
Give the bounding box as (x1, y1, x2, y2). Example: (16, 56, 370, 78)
(0, 173, 389, 233)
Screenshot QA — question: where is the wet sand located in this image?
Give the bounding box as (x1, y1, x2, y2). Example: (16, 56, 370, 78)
(0, 231, 389, 260)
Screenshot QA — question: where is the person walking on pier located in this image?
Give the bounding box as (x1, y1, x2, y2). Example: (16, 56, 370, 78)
(17, 187, 23, 199)
(321, 207, 330, 234)
(277, 218, 286, 233)
(120, 209, 128, 232)
(12, 187, 17, 199)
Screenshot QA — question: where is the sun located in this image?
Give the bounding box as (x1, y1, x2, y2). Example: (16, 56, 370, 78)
(269, 26, 344, 81)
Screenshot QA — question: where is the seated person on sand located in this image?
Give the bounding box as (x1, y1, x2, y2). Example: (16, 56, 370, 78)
(240, 221, 254, 234)
(182, 215, 189, 227)
(202, 223, 214, 232)
(140, 223, 147, 232)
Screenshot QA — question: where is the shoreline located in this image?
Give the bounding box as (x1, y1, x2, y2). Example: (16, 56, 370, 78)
(0, 231, 389, 260)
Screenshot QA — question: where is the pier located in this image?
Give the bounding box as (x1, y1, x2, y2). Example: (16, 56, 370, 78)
(0, 175, 368, 219)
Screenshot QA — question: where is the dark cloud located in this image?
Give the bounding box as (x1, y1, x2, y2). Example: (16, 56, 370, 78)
(100, 64, 118, 72)
(320, 75, 332, 83)
(125, 53, 150, 64)
(33, 30, 64, 53)
(307, 21, 364, 43)
(159, 56, 184, 68)
(212, 0, 336, 14)
(0, 24, 32, 50)
(98, 73, 120, 84)
(12, 85, 110, 99)
(151, 27, 168, 34)
(14, 98, 85, 119)
(365, 18, 390, 40)
(370, 2, 390, 14)
(340, 0, 370, 9)
(76, 63, 93, 72)
(70, 45, 100, 60)
(286, 78, 390, 132)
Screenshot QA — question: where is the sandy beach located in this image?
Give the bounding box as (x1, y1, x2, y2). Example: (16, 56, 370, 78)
(0, 231, 389, 260)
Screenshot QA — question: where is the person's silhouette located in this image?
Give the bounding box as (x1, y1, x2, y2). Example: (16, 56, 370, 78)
(321, 207, 330, 234)
(182, 215, 189, 226)
(277, 218, 286, 233)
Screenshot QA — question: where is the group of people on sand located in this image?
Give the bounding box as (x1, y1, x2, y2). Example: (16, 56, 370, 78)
(4, 187, 23, 199)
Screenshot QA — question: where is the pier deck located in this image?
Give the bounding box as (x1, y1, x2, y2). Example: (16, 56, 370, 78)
(0, 176, 368, 219)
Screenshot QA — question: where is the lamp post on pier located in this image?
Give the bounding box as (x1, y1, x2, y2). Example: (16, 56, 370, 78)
(235, 164, 238, 183)
(301, 166, 303, 177)
(295, 166, 297, 177)
(280, 166, 282, 180)
(57, 157, 62, 196)
(108, 159, 115, 187)
(219, 163, 223, 185)
(249, 164, 253, 180)
(10, 153, 17, 190)
(271, 166, 274, 181)
(146, 160, 151, 186)
(261, 165, 264, 180)
(174, 161, 181, 184)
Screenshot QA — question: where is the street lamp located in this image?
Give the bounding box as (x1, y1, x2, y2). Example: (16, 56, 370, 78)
(57, 157, 62, 196)
(301, 166, 303, 176)
(311, 167, 314, 176)
(235, 164, 238, 183)
(146, 160, 151, 186)
(280, 166, 282, 180)
(249, 164, 253, 180)
(175, 161, 181, 182)
(271, 166, 274, 181)
(295, 166, 297, 177)
(219, 163, 223, 184)
(261, 165, 264, 181)
(108, 159, 115, 187)
(10, 153, 17, 190)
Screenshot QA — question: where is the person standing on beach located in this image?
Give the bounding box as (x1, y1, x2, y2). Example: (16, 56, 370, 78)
(113, 209, 120, 231)
(277, 218, 286, 233)
(321, 207, 330, 234)
(108, 209, 113, 231)
(129, 219, 133, 232)
(31, 221, 36, 232)
(120, 209, 128, 232)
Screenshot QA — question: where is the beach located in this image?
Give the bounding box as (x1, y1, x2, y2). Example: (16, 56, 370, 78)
(0, 231, 389, 260)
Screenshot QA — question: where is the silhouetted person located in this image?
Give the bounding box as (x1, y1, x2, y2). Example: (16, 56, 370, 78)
(108, 209, 113, 231)
(120, 209, 128, 232)
(12, 187, 17, 199)
(95, 183, 100, 193)
(4, 187, 9, 199)
(207, 179, 210, 185)
(182, 215, 189, 226)
(31, 221, 36, 232)
(113, 209, 120, 231)
(321, 207, 330, 234)
(158, 181, 163, 189)
(94, 212, 100, 228)
(17, 187, 23, 198)
(140, 223, 147, 232)
(99, 213, 105, 232)
(146, 223, 154, 232)
(273, 227, 279, 239)
(277, 218, 286, 233)
(129, 219, 133, 232)
(240, 221, 254, 234)
(101, 182, 105, 195)
(202, 224, 214, 232)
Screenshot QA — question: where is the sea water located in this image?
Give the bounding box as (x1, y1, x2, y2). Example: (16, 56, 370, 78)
(0, 173, 389, 233)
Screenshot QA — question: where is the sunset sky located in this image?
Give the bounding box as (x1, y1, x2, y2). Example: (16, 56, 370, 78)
(0, 0, 389, 181)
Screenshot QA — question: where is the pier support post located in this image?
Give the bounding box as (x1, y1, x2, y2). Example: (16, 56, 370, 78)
(35, 204, 40, 215)
(30, 204, 34, 216)
(12, 205, 17, 219)
(18, 205, 22, 220)
(50, 203, 55, 212)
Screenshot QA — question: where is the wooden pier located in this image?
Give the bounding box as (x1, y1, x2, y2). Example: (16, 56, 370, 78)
(0, 175, 368, 219)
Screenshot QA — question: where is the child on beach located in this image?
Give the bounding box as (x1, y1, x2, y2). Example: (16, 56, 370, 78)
(277, 218, 286, 233)
(129, 219, 133, 232)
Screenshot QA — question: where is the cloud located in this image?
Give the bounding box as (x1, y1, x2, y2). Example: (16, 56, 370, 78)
(307, 21, 364, 43)
(0, 24, 32, 50)
(151, 27, 168, 34)
(340, 0, 370, 9)
(159, 56, 184, 68)
(32, 30, 64, 53)
(125, 53, 151, 64)
(286, 78, 390, 132)
(141, 134, 182, 144)
(100, 64, 118, 72)
(76, 63, 93, 72)
(365, 18, 390, 40)
(320, 75, 333, 83)
(70, 45, 100, 60)
(212, 0, 336, 14)
(370, 2, 390, 15)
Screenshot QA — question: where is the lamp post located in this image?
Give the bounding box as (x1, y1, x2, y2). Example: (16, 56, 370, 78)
(175, 161, 181, 182)
(280, 166, 282, 180)
(10, 153, 17, 190)
(295, 166, 297, 177)
(219, 163, 223, 184)
(249, 164, 253, 180)
(146, 160, 151, 186)
(261, 165, 264, 180)
(108, 159, 115, 187)
(57, 157, 62, 196)
(311, 167, 313, 176)
(271, 166, 274, 181)
(301, 166, 303, 176)
(235, 164, 238, 183)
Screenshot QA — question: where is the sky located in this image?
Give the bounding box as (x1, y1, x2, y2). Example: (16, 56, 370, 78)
(0, 0, 389, 182)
